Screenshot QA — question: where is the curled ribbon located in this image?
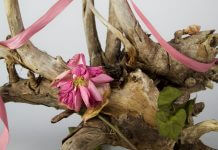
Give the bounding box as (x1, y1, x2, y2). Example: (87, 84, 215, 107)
(0, 0, 73, 149)
(129, 0, 218, 72)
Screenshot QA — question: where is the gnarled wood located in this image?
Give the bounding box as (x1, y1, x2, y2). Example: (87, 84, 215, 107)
(181, 120, 218, 144)
(111, 0, 218, 85)
(61, 119, 112, 150)
(0, 78, 65, 109)
(1, 0, 218, 150)
(4, 0, 68, 81)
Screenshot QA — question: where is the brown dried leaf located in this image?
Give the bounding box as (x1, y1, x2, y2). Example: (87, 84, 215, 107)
(82, 84, 111, 122)
(184, 25, 201, 35)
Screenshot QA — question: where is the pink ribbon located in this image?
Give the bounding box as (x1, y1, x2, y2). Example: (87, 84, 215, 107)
(0, 0, 216, 149)
(0, 0, 73, 149)
(0, 97, 9, 150)
(129, 0, 218, 72)
(0, 0, 73, 49)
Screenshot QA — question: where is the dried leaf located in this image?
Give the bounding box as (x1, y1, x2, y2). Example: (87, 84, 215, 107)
(82, 84, 111, 122)
(82, 98, 109, 122)
(184, 25, 201, 35)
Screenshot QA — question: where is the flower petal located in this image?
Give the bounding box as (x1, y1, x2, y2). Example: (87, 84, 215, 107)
(58, 92, 68, 103)
(57, 80, 73, 90)
(88, 81, 102, 101)
(80, 53, 86, 66)
(79, 86, 91, 108)
(67, 54, 81, 68)
(91, 74, 113, 84)
(74, 90, 82, 112)
(67, 53, 87, 68)
(72, 66, 82, 76)
(51, 70, 71, 87)
(96, 83, 110, 97)
(88, 66, 104, 77)
(66, 92, 74, 105)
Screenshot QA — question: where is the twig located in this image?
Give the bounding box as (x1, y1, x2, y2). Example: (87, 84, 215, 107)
(98, 115, 138, 150)
(181, 120, 218, 144)
(51, 109, 75, 123)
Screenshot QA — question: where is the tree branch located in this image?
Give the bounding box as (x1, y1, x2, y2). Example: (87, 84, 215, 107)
(4, 0, 68, 81)
(105, 1, 121, 64)
(51, 109, 74, 123)
(61, 119, 112, 150)
(88, 0, 137, 66)
(0, 79, 66, 109)
(4, 0, 24, 35)
(181, 120, 218, 144)
(82, 0, 103, 66)
(5, 57, 19, 83)
(0, 45, 11, 58)
(111, 0, 218, 85)
(178, 140, 215, 150)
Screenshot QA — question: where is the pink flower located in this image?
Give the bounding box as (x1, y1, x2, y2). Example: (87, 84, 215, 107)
(51, 53, 113, 112)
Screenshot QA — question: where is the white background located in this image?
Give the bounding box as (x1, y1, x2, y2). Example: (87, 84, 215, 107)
(0, 0, 218, 149)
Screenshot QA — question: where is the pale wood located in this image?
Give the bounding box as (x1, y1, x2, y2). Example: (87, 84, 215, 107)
(82, 0, 103, 66)
(0, 0, 218, 149)
(105, 1, 121, 64)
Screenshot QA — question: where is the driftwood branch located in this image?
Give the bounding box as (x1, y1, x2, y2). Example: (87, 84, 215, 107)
(4, 0, 24, 35)
(105, 1, 121, 64)
(61, 119, 112, 150)
(0, 78, 66, 109)
(5, 56, 19, 83)
(51, 110, 74, 123)
(88, 1, 137, 66)
(82, 0, 103, 66)
(111, 0, 218, 85)
(181, 120, 218, 144)
(1, 0, 218, 150)
(4, 0, 68, 80)
(61, 119, 216, 150)
(178, 140, 215, 150)
(0, 46, 11, 58)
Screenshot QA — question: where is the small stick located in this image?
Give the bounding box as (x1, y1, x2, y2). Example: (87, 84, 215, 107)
(51, 109, 74, 124)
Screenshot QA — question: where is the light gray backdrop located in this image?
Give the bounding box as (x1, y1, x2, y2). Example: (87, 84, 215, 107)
(0, 0, 218, 149)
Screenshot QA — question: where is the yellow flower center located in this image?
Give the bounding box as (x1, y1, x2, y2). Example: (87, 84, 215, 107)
(73, 76, 87, 87)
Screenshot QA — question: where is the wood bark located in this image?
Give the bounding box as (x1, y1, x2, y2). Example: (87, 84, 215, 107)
(82, 0, 104, 66)
(105, 0, 121, 64)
